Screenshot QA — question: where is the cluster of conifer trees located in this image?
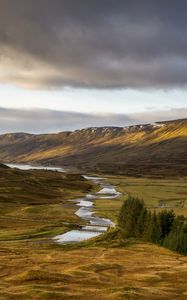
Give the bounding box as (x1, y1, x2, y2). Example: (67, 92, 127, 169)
(118, 196, 187, 255)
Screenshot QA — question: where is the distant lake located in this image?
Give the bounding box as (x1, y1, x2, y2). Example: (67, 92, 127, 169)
(6, 163, 65, 172)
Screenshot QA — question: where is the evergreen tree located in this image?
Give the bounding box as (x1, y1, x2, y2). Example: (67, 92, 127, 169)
(151, 212, 162, 244)
(171, 215, 185, 230)
(136, 207, 148, 238)
(118, 196, 144, 237)
(163, 226, 187, 255)
(157, 210, 175, 242)
(143, 211, 162, 244)
(118, 195, 187, 255)
(143, 211, 152, 241)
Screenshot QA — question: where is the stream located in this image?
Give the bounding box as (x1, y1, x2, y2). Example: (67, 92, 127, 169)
(6, 164, 122, 244)
(54, 176, 121, 244)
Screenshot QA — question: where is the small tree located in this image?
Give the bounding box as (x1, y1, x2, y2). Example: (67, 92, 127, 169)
(118, 196, 144, 237)
(157, 210, 175, 242)
(163, 225, 187, 255)
(143, 211, 152, 241)
(118, 196, 187, 255)
(136, 207, 148, 238)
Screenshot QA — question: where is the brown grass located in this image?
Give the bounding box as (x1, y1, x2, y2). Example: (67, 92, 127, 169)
(0, 167, 186, 299)
(0, 168, 93, 241)
(0, 240, 186, 299)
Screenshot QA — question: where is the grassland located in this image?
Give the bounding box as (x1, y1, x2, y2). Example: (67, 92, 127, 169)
(0, 167, 93, 241)
(0, 166, 186, 299)
(0, 236, 186, 299)
(94, 175, 187, 223)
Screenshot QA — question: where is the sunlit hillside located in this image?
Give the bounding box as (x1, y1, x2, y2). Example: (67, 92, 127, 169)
(0, 119, 187, 176)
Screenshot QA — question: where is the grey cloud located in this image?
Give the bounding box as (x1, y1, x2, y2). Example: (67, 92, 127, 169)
(0, 0, 187, 89)
(0, 107, 186, 134)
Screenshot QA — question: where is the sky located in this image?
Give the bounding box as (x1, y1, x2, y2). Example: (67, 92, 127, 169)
(0, 0, 187, 133)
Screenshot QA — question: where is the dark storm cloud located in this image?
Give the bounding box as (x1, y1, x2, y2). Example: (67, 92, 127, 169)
(0, 107, 187, 134)
(0, 0, 187, 88)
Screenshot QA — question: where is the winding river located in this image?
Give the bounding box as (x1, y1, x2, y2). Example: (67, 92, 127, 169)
(6, 164, 121, 244)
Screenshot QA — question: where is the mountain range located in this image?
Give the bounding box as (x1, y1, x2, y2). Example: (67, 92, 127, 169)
(0, 118, 187, 177)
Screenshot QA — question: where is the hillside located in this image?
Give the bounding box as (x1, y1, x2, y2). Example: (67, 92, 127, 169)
(0, 119, 187, 176)
(0, 163, 9, 169)
(0, 135, 186, 300)
(0, 166, 186, 299)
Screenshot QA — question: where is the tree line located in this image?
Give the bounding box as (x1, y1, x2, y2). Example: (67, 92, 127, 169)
(118, 196, 187, 255)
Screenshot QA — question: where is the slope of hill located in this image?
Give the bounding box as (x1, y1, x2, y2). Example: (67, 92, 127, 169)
(0, 119, 187, 176)
(0, 163, 9, 169)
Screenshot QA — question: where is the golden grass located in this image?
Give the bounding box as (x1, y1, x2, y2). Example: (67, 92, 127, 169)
(0, 167, 186, 299)
(0, 168, 92, 241)
(0, 240, 186, 299)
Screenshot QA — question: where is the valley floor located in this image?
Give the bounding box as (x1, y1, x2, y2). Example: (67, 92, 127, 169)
(94, 175, 187, 222)
(0, 167, 186, 299)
